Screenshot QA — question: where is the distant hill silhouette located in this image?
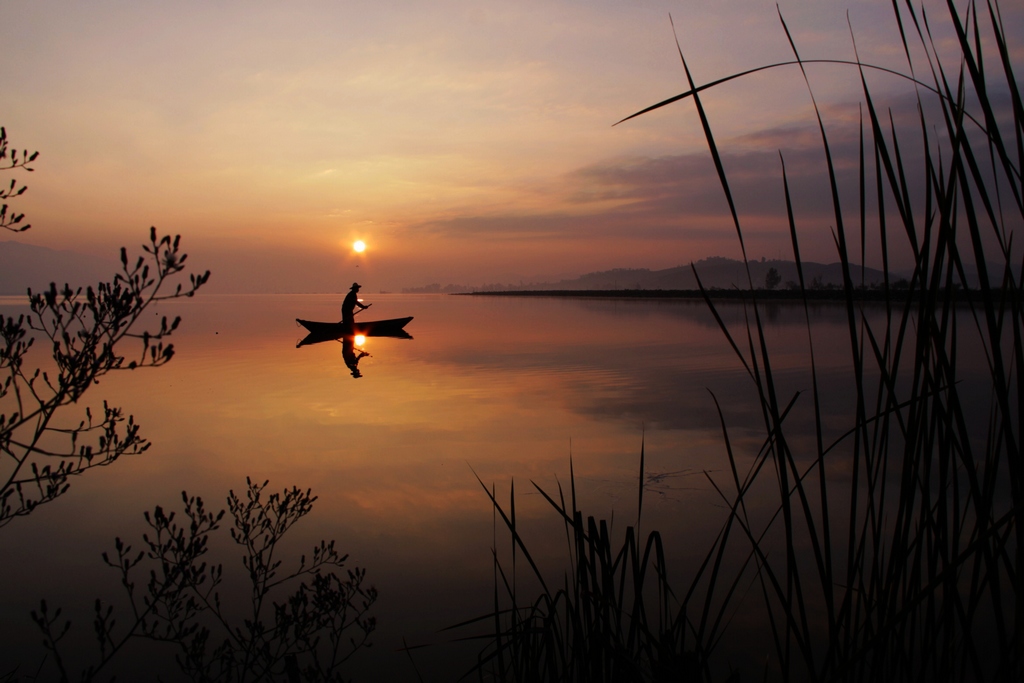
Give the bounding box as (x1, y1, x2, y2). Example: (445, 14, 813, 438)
(0, 241, 114, 295)
(542, 257, 892, 291)
(404, 257, 900, 293)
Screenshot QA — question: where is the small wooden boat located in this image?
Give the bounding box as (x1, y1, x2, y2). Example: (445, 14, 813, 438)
(295, 316, 413, 347)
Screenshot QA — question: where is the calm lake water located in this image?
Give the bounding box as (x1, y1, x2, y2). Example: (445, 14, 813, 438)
(0, 293, 994, 680)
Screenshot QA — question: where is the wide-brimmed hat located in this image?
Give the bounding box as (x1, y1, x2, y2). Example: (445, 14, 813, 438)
(351, 282, 361, 289)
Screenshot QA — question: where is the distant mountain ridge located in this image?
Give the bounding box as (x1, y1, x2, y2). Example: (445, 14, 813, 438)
(544, 257, 892, 291)
(0, 241, 115, 295)
(405, 257, 900, 293)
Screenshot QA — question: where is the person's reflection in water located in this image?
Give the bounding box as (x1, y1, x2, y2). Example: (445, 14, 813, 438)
(341, 336, 369, 378)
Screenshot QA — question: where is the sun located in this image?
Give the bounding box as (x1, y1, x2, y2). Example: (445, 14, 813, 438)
(353, 240, 366, 253)
(354, 334, 366, 346)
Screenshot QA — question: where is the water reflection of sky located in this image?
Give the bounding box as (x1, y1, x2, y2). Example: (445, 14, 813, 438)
(0, 293, 994, 680)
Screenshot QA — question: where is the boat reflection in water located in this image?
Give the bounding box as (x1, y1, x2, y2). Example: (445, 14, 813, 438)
(295, 316, 414, 378)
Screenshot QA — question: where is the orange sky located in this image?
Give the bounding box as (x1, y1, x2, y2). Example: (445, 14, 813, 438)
(1, 0, 1019, 291)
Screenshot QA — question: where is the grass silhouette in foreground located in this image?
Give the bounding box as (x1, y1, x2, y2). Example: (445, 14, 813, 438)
(466, 2, 1022, 681)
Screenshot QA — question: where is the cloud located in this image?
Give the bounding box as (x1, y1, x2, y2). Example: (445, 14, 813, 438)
(402, 71, 1024, 251)
(404, 115, 868, 245)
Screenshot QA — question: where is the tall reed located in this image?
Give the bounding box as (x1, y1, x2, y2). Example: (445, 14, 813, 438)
(473, 1, 1021, 681)
(457, 447, 723, 683)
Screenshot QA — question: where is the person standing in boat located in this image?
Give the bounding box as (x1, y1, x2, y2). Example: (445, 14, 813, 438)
(341, 282, 370, 327)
